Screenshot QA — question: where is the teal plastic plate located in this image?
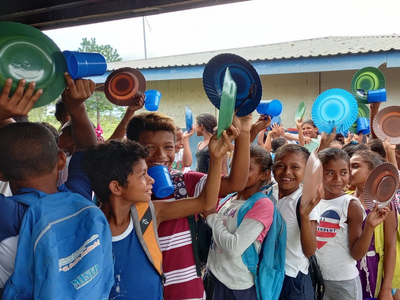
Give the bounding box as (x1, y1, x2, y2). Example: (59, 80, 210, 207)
(349, 102, 370, 134)
(0, 22, 67, 108)
(311, 88, 358, 134)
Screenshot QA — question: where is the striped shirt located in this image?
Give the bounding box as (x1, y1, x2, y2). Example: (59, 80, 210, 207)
(157, 171, 207, 300)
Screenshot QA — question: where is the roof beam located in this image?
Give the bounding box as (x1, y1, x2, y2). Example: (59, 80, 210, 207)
(0, 0, 247, 30)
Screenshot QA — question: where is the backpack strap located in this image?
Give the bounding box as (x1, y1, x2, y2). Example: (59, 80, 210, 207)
(131, 201, 163, 277)
(238, 192, 268, 278)
(296, 196, 302, 229)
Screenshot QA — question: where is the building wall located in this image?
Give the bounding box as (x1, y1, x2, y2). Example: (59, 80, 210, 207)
(144, 64, 399, 129)
(139, 64, 400, 170)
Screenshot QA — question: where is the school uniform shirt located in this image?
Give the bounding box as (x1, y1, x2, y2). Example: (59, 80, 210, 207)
(157, 171, 207, 300)
(110, 216, 163, 300)
(276, 186, 320, 278)
(207, 196, 274, 290)
(315, 194, 366, 281)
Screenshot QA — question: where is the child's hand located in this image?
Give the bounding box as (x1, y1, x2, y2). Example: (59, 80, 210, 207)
(301, 183, 324, 217)
(183, 125, 195, 138)
(319, 127, 337, 151)
(252, 114, 271, 131)
(209, 124, 239, 159)
(295, 118, 303, 129)
(127, 94, 145, 113)
(0, 79, 42, 121)
(365, 203, 390, 230)
(62, 73, 95, 111)
(232, 113, 252, 133)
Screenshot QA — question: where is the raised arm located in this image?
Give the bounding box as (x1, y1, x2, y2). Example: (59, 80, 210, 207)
(348, 202, 389, 260)
(219, 114, 252, 196)
(250, 115, 271, 144)
(107, 96, 144, 141)
(181, 127, 194, 167)
(155, 125, 239, 224)
(300, 183, 323, 257)
(62, 73, 96, 151)
(296, 118, 305, 146)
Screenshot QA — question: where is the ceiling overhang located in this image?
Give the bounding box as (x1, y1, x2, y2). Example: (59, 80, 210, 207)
(0, 0, 247, 30)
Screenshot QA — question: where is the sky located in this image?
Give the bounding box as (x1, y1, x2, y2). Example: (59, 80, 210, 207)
(44, 0, 400, 61)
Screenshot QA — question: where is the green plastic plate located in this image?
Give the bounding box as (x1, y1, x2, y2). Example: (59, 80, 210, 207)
(0, 22, 67, 108)
(217, 67, 236, 139)
(350, 66, 385, 104)
(295, 101, 306, 122)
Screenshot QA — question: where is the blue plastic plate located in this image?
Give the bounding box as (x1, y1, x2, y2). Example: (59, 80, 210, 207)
(311, 88, 358, 133)
(203, 53, 262, 117)
(185, 106, 193, 132)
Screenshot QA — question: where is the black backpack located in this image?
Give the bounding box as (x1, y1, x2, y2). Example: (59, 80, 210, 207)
(295, 197, 325, 300)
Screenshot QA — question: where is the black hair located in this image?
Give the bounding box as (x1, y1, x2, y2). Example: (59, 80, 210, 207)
(54, 99, 66, 122)
(342, 142, 370, 158)
(352, 150, 385, 171)
(302, 119, 317, 128)
(273, 144, 310, 165)
(367, 139, 387, 160)
(196, 113, 217, 134)
(12, 115, 29, 123)
(318, 148, 350, 167)
(126, 112, 176, 142)
(40, 122, 59, 145)
(0, 123, 59, 180)
(83, 140, 149, 203)
(250, 144, 273, 172)
(271, 138, 287, 153)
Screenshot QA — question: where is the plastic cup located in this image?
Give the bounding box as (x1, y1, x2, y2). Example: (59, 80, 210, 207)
(145, 90, 162, 111)
(367, 88, 387, 103)
(147, 165, 174, 198)
(256, 99, 283, 117)
(63, 51, 107, 79)
(356, 117, 370, 134)
(267, 116, 282, 131)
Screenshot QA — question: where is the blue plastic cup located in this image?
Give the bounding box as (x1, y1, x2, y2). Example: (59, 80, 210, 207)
(256, 99, 283, 117)
(63, 51, 107, 79)
(367, 88, 386, 103)
(147, 165, 174, 198)
(145, 90, 162, 111)
(356, 117, 370, 134)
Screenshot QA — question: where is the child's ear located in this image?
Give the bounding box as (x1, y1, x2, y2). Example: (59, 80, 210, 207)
(109, 180, 122, 196)
(261, 170, 271, 182)
(57, 150, 67, 171)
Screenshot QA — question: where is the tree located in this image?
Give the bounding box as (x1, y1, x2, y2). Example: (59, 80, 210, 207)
(78, 38, 123, 125)
(78, 38, 122, 63)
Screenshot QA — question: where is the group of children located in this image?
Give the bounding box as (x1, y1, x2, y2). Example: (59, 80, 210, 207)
(0, 74, 399, 300)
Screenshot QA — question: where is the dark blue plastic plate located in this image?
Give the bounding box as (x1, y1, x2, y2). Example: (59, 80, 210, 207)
(203, 53, 262, 117)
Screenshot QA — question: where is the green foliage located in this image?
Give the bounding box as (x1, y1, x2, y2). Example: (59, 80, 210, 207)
(78, 38, 122, 62)
(28, 37, 125, 138)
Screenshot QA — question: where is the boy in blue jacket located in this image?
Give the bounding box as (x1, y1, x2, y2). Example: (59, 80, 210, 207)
(0, 74, 114, 299)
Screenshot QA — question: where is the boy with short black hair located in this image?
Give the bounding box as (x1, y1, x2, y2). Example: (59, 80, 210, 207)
(0, 74, 114, 299)
(83, 127, 236, 299)
(126, 111, 254, 299)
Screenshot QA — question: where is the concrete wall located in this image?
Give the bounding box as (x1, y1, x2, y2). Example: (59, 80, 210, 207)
(137, 64, 400, 170)
(143, 64, 400, 129)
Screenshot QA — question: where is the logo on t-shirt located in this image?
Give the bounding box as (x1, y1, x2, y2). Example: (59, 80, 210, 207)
(317, 210, 340, 249)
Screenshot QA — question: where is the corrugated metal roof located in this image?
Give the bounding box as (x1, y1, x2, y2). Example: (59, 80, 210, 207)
(108, 35, 400, 70)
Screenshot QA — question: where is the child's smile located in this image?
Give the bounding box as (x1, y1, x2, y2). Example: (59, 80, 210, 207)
(274, 152, 306, 197)
(138, 130, 176, 169)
